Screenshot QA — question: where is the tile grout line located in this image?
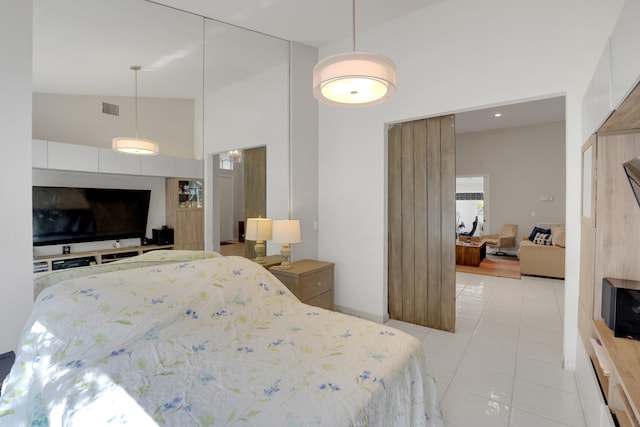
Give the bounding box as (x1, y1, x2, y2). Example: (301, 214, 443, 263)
(439, 276, 496, 409)
(508, 275, 527, 426)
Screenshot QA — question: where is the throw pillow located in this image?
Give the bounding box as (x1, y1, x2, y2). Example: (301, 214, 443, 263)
(528, 226, 551, 241)
(533, 232, 553, 246)
(552, 227, 566, 247)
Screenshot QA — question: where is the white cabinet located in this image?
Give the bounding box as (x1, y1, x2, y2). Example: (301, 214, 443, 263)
(175, 157, 204, 179)
(48, 141, 99, 172)
(33, 140, 197, 179)
(610, 0, 640, 109)
(99, 148, 141, 175)
(141, 155, 176, 177)
(582, 39, 613, 141)
(32, 139, 48, 168)
(583, 1, 640, 140)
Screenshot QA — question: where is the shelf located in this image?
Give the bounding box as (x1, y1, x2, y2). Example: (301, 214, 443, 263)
(166, 178, 204, 250)
(593, 320, 640, 426)
(176, 179, 203, 209)
(33, 244, 174, 274)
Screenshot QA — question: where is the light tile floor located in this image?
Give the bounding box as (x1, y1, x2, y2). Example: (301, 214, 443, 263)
(385, 272, 586, 427)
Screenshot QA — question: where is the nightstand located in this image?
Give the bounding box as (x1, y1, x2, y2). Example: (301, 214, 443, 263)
(270, 259, 334, 310)
(251, 255, 285, 269)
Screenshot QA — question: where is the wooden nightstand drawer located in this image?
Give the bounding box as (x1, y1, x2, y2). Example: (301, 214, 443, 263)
(270, 259, 334, 310)
(304, 291, 333, 311)
(298, 268, 333, 301)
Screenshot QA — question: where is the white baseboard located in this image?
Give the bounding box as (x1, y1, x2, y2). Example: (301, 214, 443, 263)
(334, 305, 388, 324)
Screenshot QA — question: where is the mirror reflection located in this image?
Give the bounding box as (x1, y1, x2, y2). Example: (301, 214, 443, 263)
(212, 147, 267, 259)
(202, 17, 290, 257)
(31, 0, 291, 272)
(33, 0, 204, 157)
(31, 0, 205, 269)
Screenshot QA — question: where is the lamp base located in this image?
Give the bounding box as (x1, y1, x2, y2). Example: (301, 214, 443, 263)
(254, 240, 266, 264)
(279, 243, 292, 269)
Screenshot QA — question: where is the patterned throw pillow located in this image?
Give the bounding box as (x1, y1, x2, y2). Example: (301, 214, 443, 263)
(529, 226, 551, 241)
(533, 232, 553, 246)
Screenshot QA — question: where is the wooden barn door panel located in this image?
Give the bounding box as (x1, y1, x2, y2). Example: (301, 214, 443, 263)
(388, 125, 404, 319)
(243, 146, 267, 259)
(388, 115, 456, 332)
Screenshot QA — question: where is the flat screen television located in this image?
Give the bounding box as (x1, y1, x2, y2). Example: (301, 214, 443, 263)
(32, 186, 151, 246)
(623, 156, 640, 208)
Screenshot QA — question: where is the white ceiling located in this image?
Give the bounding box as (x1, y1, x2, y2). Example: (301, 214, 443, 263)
(454, 96, 566, 134)
(33, 0, 565, 133)
(149, 0, 438, 48)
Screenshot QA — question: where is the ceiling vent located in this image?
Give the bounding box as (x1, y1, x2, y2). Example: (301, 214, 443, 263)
(102, 102, 119, 116)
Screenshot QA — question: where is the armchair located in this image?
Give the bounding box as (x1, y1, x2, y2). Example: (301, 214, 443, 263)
(481, 224, 517, 255)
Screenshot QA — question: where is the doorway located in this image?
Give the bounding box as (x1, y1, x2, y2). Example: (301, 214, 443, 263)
(456, 175, 487, 238)
(212, 146, 267, 258)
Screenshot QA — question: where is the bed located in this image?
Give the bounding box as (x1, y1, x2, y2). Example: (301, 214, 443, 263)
(0, 252, 443, 426)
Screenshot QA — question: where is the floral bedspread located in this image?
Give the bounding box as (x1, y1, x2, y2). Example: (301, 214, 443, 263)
(1, 255, 442, 426)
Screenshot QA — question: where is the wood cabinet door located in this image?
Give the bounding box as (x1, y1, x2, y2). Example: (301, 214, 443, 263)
(174, 209, 204, 250)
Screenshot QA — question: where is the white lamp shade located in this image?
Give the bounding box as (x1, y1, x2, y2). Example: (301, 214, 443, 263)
(245, 217, 273, 241)
(313, 52, 396, 106)
(112, 137, 159, 155)
(271, 220, 301, 244)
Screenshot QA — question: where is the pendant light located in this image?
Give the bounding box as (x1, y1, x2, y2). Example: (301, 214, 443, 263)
(112, 65, 159, 155)
(312, 0, 396, 107)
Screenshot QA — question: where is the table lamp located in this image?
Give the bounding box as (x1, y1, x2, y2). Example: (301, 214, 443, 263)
(271, 220, 301, 269)
(245, 217, 272, 264)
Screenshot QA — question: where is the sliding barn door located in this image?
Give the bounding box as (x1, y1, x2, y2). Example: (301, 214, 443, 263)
(388, 115, 456, 332)
(243, 146, 267, 259)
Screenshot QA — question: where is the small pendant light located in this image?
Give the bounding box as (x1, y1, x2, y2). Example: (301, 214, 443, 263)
(112, 65, 159, 155)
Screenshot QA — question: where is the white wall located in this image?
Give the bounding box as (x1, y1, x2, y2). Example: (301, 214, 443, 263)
(0, 0, 33, 353)
(33, 93, 195, 158)
(457, 121, 566, 247)
(317, 0, 624, 366)
(290, 42, 319, 261)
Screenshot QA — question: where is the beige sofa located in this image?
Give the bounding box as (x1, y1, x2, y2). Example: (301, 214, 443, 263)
(518, 225, 565, 279)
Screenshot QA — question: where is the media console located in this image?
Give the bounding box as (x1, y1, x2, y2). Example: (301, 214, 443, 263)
(33, 244, 174, 274)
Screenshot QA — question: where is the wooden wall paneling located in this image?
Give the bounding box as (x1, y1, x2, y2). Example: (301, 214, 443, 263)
(579, 220, 596, 349)
(579, 134, 597, 347)
(388, 124, 403, 319)
(599, 82, 640, 133)
(595, 133, 640, 316)
(582, 135, 597, 228)
(243, 146, 267, 259)
(413, 119, 428, 326)
(401, 121, 416, 323)
(426, 118, 443, 329)
(440, 115, 457, 333)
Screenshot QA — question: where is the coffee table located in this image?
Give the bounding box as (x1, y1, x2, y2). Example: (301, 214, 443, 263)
(455, 240, 486, 267)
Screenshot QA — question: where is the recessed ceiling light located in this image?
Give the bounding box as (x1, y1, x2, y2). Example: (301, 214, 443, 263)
(494, 112, 502, 117)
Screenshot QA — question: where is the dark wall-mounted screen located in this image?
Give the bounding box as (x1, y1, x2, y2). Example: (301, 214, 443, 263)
(32, 187, 151, 246)
(624, 156, 640, 209)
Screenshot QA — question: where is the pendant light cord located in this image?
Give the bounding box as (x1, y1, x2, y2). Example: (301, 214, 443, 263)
(352, 0, 356, 52)
(131, 65, 141, 140)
